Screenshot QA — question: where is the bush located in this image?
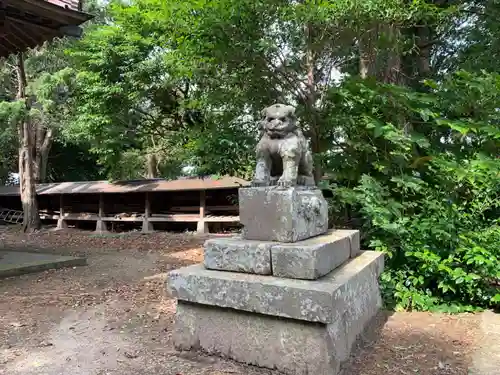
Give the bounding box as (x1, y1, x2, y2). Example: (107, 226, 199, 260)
(324, 72, 500, 311)
(341, 157, 499, 312)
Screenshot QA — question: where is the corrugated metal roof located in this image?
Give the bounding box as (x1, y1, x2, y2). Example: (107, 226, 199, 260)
(0, 176, 250, 196)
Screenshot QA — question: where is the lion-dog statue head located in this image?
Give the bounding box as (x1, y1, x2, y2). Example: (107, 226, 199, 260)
(253, 103, 315, 188)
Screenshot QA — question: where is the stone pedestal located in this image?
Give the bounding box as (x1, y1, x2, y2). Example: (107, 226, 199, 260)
(203, 229, 360, 279)
(166, 186, 384, 375)
(239, 187, 328, 242)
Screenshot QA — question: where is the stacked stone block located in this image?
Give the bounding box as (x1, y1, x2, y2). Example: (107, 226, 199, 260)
(166, 187, 384, 375)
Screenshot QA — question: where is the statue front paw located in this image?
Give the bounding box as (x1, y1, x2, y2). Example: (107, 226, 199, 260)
(277, 177, 295, 189)
(252, 179, 269, 187)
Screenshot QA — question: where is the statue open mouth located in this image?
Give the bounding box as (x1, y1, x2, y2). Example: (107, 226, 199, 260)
(268, 130, 284, 139)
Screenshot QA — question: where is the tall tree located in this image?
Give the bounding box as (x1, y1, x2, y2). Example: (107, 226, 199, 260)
(15, 53, 41, 231)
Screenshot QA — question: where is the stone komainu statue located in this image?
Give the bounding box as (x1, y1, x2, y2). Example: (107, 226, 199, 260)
(252, 103, 315, 188)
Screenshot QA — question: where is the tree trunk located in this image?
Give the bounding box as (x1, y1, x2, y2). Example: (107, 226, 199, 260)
(18, 121, 41, 232)
(382, 24, 403, 85)
(416, 25, 432, 86)
(145, 153, 158, 179)
(304, 22, 323, 184)
(15, 53, 40, 232)
(359, 26, 378, 79)
(360, 24, 403, 85)
(34, 124, 54, 183)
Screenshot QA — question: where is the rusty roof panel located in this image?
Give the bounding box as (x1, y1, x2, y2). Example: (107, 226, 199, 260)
(0, 176, 250, 196)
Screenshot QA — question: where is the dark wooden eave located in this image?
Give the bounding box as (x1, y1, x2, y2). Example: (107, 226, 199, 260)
(0, 0, 93, 58)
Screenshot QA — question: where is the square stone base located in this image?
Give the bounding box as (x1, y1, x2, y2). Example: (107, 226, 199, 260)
(173, 275, 382, 375)
(168, 251, 384, 375)
(239, 187, 328, 242)
(204, 237, 274, 275)
(169, 251, 384, 324)
(270, 229, 360, 279)
(203, 229, 361, 279)
(174, 302, 340, 375)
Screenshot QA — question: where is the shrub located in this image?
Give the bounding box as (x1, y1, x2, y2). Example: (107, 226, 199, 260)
(325, 72, 500, 311)
(341, 157, 499, 311)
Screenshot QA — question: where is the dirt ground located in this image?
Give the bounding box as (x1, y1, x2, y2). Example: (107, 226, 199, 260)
(0, 227, 485, 375)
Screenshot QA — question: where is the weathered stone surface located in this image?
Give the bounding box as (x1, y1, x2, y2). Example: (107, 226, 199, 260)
(167, 250, 384, 324)
(174, 302, 339, 375)
(271, 229, 358, 279)
(172, 269, 383, 375)
(239, 187, 328, 242)
(344, 229, 361, 258)
(203, 237, 273, 275)
(203, 230, 360, 279)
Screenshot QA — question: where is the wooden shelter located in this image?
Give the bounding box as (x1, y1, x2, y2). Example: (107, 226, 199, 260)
(0, 177, 250, 234)
(0, 0, 92, 57)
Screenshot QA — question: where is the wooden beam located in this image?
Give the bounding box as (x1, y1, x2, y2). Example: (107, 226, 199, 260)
(149, 214, 200, 223)
(98, 194, 104, 217)
(56, 194, 67, 229)
(0, 42, 9, 56)
(95, 193, 107, 233)
(168, 205, 238, 212)
(0, 8, 7, 36)
(7, 15, 59, 37)
(9, 19, 41, 47)
(196, 190, 208, 234)
(142, 192, 153, 233)
(0, 33, 21, 52)
(204, 216, 240, 223)
(4, 21, 34, 50)
(199, 190, 206, 219)
(0, 16, 57, 56)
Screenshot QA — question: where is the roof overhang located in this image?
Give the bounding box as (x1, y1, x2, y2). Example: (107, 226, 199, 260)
(0, 0, 93, 58)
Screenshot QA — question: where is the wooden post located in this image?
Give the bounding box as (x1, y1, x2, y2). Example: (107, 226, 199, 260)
(196, 189, 208, 234)
(95, 193, 108, 233)
(142, 192, 154, 233)
(56, 194, 67, 229)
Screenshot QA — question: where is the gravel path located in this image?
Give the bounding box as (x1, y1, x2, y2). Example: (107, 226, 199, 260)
(0, 227, 488, 375)
(470, 310, 500, 375)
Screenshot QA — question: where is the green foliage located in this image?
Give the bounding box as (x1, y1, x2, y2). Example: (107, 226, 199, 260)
(180, 114, 256, 180)
(351, 163, 499, 312)
(47, 139, 104, 182)
(2, 0, 499, 312)
(329, 72, 500, 311)
(61, 0, 265, 179)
